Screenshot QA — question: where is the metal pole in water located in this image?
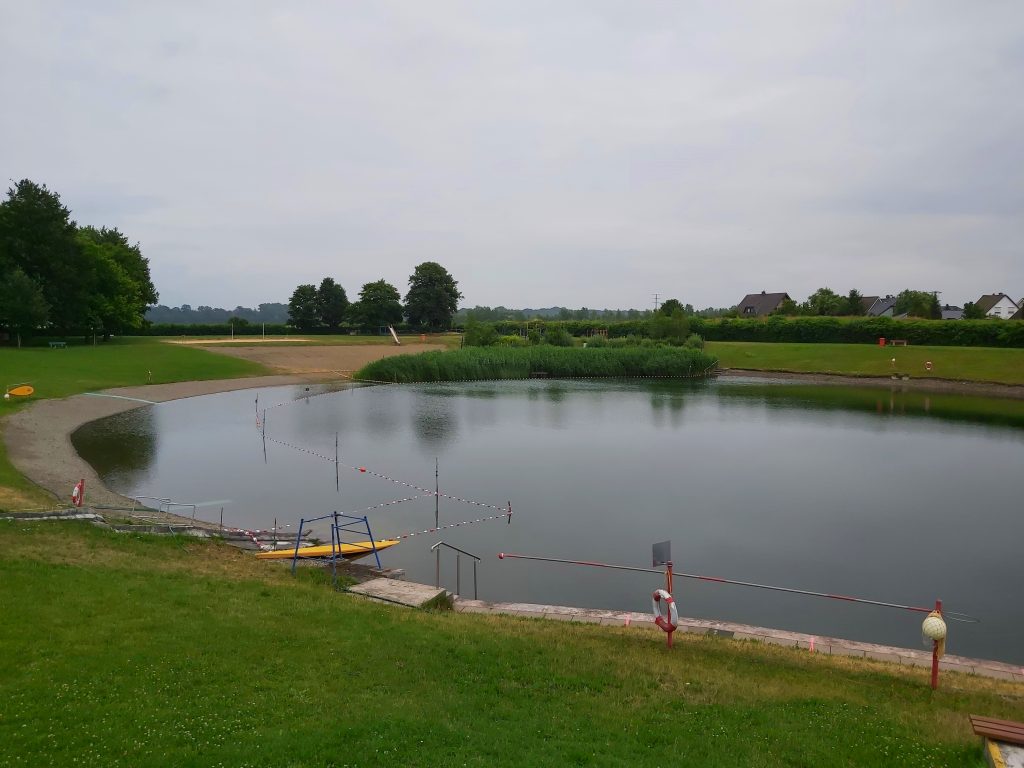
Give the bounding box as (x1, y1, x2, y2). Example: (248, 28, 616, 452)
(335, 432, 339, 492)
(435, 457, 439, 529)
(473, 560, 478, 600)
(219, 507, 224, 531)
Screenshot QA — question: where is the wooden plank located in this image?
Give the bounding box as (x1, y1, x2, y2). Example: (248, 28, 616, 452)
(972, 716, 1024, 731)
(971, 725, 1024, 747)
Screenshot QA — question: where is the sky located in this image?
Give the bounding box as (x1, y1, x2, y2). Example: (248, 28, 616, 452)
(2, 2, 1023, 310)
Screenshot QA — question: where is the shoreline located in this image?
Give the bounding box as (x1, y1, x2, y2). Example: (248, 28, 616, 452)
(2, 375, 313, 513)
(6, 366, 1024, 515)
(720, 367, 1024, 399)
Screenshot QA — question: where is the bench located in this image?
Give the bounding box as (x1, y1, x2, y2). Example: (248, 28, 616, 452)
(970, 714, 1024, 766)
(887, 339, 908, 347)
(48, 341, 66, 349)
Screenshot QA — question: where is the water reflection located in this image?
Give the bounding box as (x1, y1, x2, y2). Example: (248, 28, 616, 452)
(71, 407, 158, 490)
(412, 391, 458, 448)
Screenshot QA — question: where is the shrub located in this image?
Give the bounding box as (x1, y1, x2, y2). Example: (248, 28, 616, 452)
(355, 347, 719, 383)
(497, 334, 528, 347)
(544, 326, 574, 347)
(684, 333, 705, 350)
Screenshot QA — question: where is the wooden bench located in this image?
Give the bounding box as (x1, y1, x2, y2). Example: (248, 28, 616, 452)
(970, 714, 1024, 767)
(887, 339, 908, 346)
(48, 341, 66, 349)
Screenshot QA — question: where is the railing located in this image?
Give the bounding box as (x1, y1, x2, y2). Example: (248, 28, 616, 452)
(130, 496, 198, 519)
(430, 541, 481, 599)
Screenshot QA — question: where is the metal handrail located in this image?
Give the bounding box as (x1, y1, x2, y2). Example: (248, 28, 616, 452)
(430, 541, 481, 599)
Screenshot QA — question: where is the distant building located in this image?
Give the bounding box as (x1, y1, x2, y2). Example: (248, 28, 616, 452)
(864, 296, 897, 317)
(1011, 306, 1024, 321)
(859, 296, 880, 313)
(737, 291, 791, 317)
(974, 293, 1019, 319)
(940, 305, 964, 320)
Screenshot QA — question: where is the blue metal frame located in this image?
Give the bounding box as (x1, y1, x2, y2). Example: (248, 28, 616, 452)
(288, 511, 384, 586)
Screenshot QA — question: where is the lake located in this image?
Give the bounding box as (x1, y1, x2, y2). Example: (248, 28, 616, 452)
(72, 378, 1024, 664)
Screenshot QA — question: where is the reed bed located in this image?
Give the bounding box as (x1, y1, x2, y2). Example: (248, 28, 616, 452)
(356, 346, 718, 383)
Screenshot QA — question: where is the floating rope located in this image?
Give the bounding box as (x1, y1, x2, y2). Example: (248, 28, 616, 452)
(393, 505, 512, 539)
(496, 553, 980, 623)
(262, 433, 510, 513)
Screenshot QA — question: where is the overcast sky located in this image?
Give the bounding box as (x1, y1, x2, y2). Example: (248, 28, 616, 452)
(3, 2, 1022, 309)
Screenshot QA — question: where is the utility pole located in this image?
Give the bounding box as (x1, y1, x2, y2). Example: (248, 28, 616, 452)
(652, 293, 660, 313)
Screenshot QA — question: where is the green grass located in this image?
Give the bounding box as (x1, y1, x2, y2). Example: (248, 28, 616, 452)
(709, 342, 1024, 385)
(1, 523, 1017, 767)
(357, 346, 718, 383)
(0, 338, 269, 509)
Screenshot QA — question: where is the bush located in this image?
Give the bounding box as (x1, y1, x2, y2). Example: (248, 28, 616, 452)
(684, 333, 705, 350)
(463, 320, 498, 347)
(544, 326, 574, 347)
(496, 334, 528, 347)
(355, 346, 719, 383)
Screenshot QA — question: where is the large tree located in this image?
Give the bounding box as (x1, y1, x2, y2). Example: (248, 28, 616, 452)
(287, 284, 319, 330)
(404, 262, 462, 330)
(0, 180, 89, 331)
(895, 289, 941, 319)
(349, 279, 403, 328)
(77, 226, 158, 335)
(316, 277, 349, 330)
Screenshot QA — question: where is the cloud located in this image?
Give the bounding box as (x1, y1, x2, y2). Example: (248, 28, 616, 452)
(2, 1, 1022, 308)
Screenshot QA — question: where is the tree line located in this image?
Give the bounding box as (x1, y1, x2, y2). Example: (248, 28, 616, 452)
(0, 181, 157, 345)
(286, 262, 462, 331)
(146, 303, 289, 325)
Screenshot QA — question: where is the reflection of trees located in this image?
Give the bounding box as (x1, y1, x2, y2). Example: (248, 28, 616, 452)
(412, 392, 459, 448)
(70, 407, 158, 489)
(714, 383, 1024, 433)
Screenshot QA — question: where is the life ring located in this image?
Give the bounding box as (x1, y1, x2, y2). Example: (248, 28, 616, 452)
(71, 479, 84, 508)
(651, 589, 678, 634)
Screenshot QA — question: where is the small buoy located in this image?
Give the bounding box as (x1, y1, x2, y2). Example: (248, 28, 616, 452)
(3, 393, 9, 400)
(359, 467, 366, 473)
(498, 552, 505, 559)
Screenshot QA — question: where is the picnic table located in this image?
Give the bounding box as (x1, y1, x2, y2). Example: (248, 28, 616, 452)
(887, 339, 908, 347)
(970, 714, 1024, 767)
(48, 341, 66, 349)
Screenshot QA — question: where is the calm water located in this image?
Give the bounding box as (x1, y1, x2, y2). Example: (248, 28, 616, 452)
(73, 379, 1024, 664)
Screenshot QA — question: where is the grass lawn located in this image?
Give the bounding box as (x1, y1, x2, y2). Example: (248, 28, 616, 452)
(708, 342, 1024, 385)
(1, 522, 1019, 767)
(0, 338, 269, 510)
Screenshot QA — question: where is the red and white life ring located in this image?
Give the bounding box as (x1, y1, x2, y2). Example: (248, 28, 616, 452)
(651, 589, 678, 634)
(71, 479, 84, 508)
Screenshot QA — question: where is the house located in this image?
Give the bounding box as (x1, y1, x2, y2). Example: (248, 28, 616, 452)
(974, 293, 1019, 319)
(1011, 306, 1024, 320)
(737, 291, 791, 317)
(864, 296, 897, 317)
(859, 296, 880, 313)
(940, 305, 964, 320)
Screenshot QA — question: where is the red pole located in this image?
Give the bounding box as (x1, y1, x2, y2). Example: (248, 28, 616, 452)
(666, 562, 674, 649)
(930, 599, 942, 691)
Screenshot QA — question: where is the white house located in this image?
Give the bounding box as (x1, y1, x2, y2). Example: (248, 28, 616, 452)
(975, 293, 1020, 319)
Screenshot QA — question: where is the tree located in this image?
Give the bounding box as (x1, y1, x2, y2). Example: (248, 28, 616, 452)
(658, 298, 685, 316)
(962, 301, 987, 320)
(288, 284, 319, 330)
(843, 289, 865, 316)
(316, 277, 349, 330)
(0, 268, 50, 346)
(404, 262, 462, 330)
(77, 227, 158, 335)
(350, 279, 403, 328)
(0, 180, 89, 332)
(895, 290, 940, 319)
(802, 287, 844, 316)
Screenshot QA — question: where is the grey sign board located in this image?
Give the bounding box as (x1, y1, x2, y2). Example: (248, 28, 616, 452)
(652, 540, 671, 567)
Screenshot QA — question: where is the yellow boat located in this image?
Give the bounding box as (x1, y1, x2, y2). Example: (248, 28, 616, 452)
(255, 539, 399, 561)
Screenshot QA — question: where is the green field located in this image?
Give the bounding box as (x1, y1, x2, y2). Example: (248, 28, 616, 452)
(1, 522, 1017, 767)
(0, 338, 269, 509)
(709, 342, 1024, 385)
